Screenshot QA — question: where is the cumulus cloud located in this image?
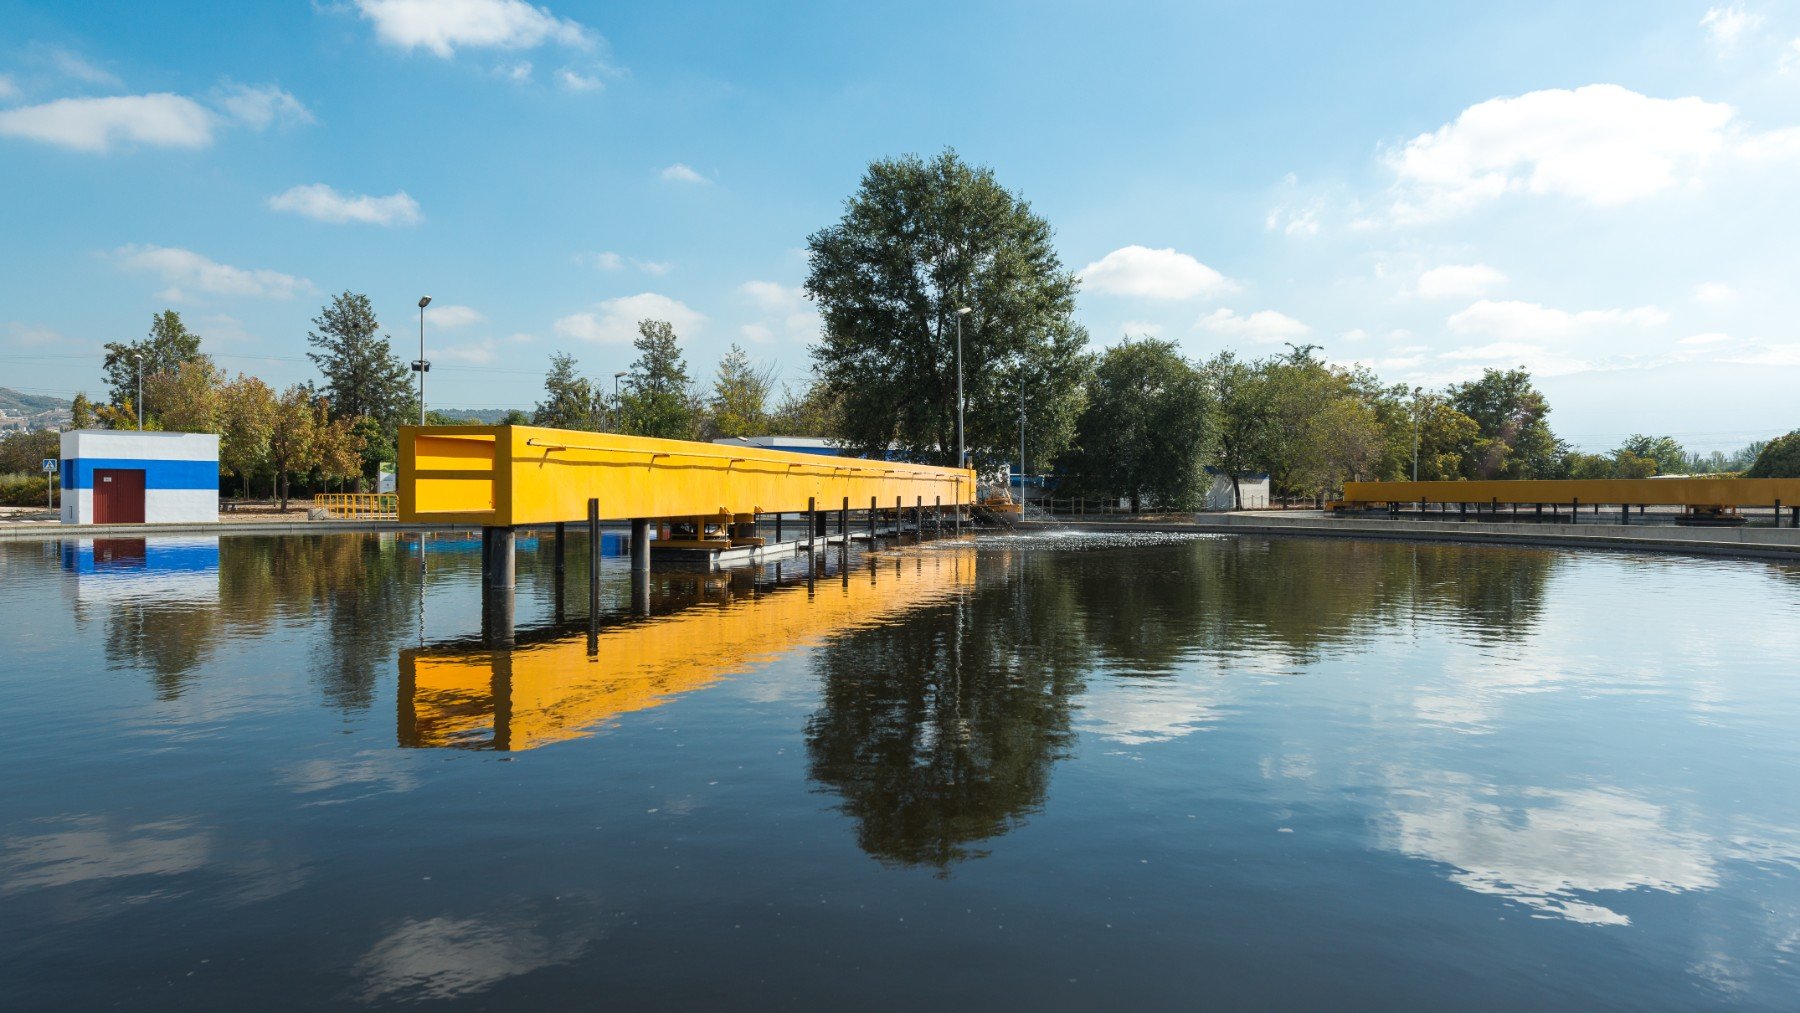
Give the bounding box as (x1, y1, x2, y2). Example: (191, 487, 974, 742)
(269, 183, 423, 226)
(424, 304, 485, 328)
(1194, 308, 1311, 343)
(577, 251, 668, 274)
(0, 94, 214, 152)
(737, 281, 820, 343)
(438, 332, 532, 365)
(1416, 263, 1507, 300)
(113, 244, 314, 301)
(1446, 299, 1668, 341)
(48, 50, 121, 87)
(557, 68, 602, 92)
(1693, 281, 1736, 304)
(0, 84, 310, 152)
(554, 292, 703, 344)
(0, 74, 18, 101)
(355, 0, 593, 56)
(659, 162, 709, 184)
(1386, 85, 1738, 220)
(1679, 332, 1732, 346)
(1080, 245, 1235, 300)
(1701, 5, 1763, 49)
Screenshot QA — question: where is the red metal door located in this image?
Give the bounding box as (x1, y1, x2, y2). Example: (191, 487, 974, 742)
(94, 468, 146, 524)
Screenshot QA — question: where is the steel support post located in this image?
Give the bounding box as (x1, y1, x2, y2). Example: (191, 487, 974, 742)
(630, 517, 650, 573)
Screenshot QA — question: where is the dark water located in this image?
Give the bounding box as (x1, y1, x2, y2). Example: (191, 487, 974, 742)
(3, 530, 1800, 1010)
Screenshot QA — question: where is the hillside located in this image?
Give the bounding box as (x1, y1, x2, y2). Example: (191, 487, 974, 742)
(0, 388, 71, 415)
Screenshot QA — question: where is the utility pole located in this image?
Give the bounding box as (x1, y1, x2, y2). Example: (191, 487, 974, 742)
(414, 296, 432, 425)
(613, 371, 628, 430)
(134, 351, 143, 429)
(1411, 385, 1423, 482)
(1018, 372, 1026, 496)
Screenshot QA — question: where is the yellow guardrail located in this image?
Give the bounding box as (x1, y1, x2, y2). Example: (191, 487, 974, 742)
(312, 493, 398, 519)
(396, 424, 977, 527)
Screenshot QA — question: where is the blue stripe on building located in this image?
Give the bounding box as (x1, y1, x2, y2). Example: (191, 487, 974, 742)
(60, 457, 220, 490)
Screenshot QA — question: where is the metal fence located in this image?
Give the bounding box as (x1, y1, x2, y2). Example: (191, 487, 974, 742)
(311, 493, 398, 519)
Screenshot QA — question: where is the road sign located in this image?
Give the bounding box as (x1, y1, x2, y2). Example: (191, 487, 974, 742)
(41, 458, 58, 472)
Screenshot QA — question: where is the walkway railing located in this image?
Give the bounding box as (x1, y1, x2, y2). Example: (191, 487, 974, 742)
(1335, 478, 1800, 527)
(312, 493, 398, 519)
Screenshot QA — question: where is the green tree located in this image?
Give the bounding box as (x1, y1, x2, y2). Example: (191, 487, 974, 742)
(307, 292, 414, 434)
(532, 352, 605, 431)
(617, 319, 698, 439)
(705, 344, 776, 439)
(1746, 430, 1800, 478)
(806, 148, 1088, 468)
(142, 358, 222, 434)
(101, 310, 206, 417)
(267, 385, 320, 510)
(1203, 351, 1270, 509)
(1617, 434, 1686, 474)
(350, 416, 392, 485)
(767, 376, 844, 438)
(1446, 368, 1564, 479)
(1065, 338, 1211, 512)
(501, 409, 531, 425)
(218, 374, 275, 496)
(70, 392, 95, 430)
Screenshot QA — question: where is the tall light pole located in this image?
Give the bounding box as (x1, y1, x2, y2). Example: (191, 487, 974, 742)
(1411, 385, 1423, 482)
(955, 306, 972, 468)
(1018, 371, 1026, 494)
(613, 371, 628, 429)
(132, 349, 143, 429)
(414, 296, 432, 426)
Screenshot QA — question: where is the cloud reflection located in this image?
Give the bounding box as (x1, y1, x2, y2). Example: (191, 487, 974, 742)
(353, 915, 588, 1003)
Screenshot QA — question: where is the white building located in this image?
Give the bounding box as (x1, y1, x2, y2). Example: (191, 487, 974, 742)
(1204, 471, 1270, 511)
(60, 430, 219, 525)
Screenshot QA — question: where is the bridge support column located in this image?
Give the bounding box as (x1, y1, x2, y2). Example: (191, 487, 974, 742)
(869, 496, 877, 544)
(840, 497, 848, 539)
(807, 497, 817, 556)
(481, 526, 516, 647)
(587, 499, 600, 619)
(630, 518, 650, 573)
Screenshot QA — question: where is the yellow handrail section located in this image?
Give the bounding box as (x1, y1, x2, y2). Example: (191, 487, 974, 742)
(1339, 478, 1800, 511)
(396, 424, 978, 527)
(311, 492, 398, 518)
(398, 548, 975, 750)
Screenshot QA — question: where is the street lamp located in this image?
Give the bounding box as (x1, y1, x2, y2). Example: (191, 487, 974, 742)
(613, 371, 628, 429)
(130, 349, 143, 429)
(413, 296, 432, 426)
(1411, 385, 1423, 482)
(955, 306, 972, 468)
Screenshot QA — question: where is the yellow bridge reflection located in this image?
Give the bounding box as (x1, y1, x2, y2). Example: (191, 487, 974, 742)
(399, 548, 975, 751)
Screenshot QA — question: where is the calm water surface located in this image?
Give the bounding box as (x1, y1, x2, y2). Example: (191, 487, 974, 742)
(3, 530, 1799, 1009)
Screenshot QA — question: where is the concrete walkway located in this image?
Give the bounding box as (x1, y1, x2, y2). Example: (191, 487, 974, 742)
(1018, 511, 1800, 561)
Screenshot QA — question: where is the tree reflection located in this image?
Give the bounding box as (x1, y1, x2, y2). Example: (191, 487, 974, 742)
(805, 551, 1088, 871)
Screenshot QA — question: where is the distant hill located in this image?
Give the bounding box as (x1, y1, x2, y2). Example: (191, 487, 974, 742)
(432, 408, 523, 424)
(0, 388, 71, 415)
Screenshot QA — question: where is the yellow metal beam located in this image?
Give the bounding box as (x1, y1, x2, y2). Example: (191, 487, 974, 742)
(1340, 477, 1800, 508)
(398, 547, 976, 750)
(397, 424, 979, 527)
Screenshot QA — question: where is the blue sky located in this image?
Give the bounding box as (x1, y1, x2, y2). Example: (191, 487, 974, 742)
(3, 1, 1798, 452)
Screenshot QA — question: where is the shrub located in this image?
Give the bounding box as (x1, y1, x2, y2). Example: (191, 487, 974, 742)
(0, 472, 52, 507)
(1745, 431, 1800, 479)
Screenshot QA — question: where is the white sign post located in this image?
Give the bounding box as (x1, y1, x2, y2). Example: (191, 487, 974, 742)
(41, 458, 58, 510)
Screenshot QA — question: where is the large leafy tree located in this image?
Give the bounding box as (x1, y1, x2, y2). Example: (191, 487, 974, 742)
(267, 384, 320, 510)
(1617, 434, 1686, 475)
(218, 374, 275, 496)
(1065, 338, 1210, 512)
(1447, 368, 1564, 479)
(532, 352, 605, 431)
(101, 311, 208, 421)
(806, 149, 1088, 468)
(1746, 430, 1800, 478)
(1202, 351, 1270, 509)
(705, 343, 776, 439)
(306, 292, 414, 435)
(618, 319, 698, 439)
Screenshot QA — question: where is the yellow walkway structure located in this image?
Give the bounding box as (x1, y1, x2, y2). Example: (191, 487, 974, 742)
(397, 424, 976, 530)
(1337, 477, 1800, 525)
(398, 548, 975, 751)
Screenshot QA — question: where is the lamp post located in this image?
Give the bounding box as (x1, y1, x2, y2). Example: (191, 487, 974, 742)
(613, 371, 628, 429)
(132, 349, 143, 429)
(1411, 385, 1423, 482)
(955, 306, 972, 468)
(1018, 371, 1026, 495)
(414, 296, 432, 426)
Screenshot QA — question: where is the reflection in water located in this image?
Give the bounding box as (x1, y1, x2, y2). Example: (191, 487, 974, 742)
(62, 537, 221, 697)
(353, 911, 590, 1004)
(1386, 778, 1717, 926)
(399, 549, 976, 751)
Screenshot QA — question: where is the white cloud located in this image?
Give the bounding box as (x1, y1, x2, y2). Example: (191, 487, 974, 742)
(213, 83, 313, 129)
(1416, 263, 1508, 300)
(1783, 38, 1800, 76)
(1435, 341, 1596, 377)
(438, 332, 531, 364)
(355, 0, 593, 56)
(557, 68, 601, 92)
(659, 162, 709, 184)
(577, 251, 669, 274)
(113, 244, 314, 301)
(1387, 85, 1736, 220)
(1701, 5, 1763, 49)
(1679, 332, 1732, 346)
(1446, 299, 1668, 341)
(0, 83, 311, 153)
(1120, 320, 1166, 337)
(269, 183, 422, 226)
(425, 304, 485, 328)
(1693, 281, 1736, 304)
(1080, 245, 1236, 300)
(1194, 308, 1311, 343)
(737, 281, 820, 343)
(1340, 328, 1369, 342)
(49, 50, 120, 87)
(0, 74, 17, 101)
(0, 94, 214, 152)
(554, 292, 704, 344)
